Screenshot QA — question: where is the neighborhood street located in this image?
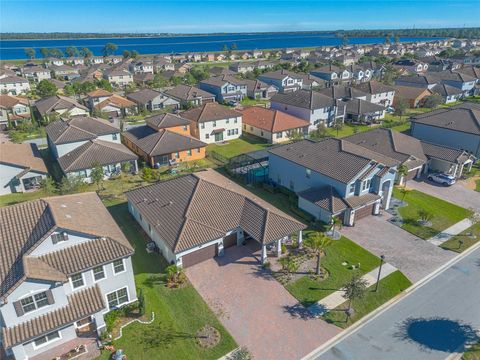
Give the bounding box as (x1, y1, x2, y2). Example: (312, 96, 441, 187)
(311, 244, 480, 360)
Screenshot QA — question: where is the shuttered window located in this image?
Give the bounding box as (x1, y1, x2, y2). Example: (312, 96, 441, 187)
(52, 232, 69, 244)
(14, 290, 53, 316)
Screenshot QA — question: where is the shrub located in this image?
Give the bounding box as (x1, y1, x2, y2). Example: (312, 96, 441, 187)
(138, 288, 146, 316)
(281, 243, 287, 254)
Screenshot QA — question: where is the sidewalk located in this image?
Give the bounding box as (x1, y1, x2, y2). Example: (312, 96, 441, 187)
(308, 263, 398, 317)
(427, 216, 476, 246)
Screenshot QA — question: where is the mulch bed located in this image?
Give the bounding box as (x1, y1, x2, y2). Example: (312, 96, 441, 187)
(196, 325, 221, 348)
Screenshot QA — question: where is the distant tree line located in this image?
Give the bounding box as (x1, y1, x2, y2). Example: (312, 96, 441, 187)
(336, 27, 480, 39)
(23, 43, 121, 59)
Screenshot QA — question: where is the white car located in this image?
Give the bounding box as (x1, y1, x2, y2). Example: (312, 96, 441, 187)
(427, 173, 456, 186)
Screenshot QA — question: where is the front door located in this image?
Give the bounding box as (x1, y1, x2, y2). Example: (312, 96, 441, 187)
(214, 131, 224, 142)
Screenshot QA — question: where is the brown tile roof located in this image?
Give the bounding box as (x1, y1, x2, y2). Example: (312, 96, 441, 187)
(86, 89, 112, 97)
(0, 95, 29, 109)
(123, 126, 206, 156)
(394, 86, 433, 101)
(45, 116, 119, 144)
(145, 113, 190, 130)
(95, 94, 136, 110)
(164, 84, 215, 102)
(421, 141, 474, 164)
(0, 193, 133, 299)
(35, 95, 88, 116)
(57, 139, 138, 172)
(318, 85, 369, 100)
(411, 102, 480, 135)
(241, 107, 309, 132)
(271, 89, 336, 110)
(0, 142, 48, 174)
(126, 169, 306, 252)
(298, 186, 348, 214)
(181, 102, 242, 123)
(344, 192, 381, 209)
(2, 285, 105, 349)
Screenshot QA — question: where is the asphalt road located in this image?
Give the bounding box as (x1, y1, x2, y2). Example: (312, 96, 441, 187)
(314, 245, 480, 360)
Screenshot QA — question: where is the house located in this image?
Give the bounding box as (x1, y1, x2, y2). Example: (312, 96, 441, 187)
(21, 65, 51, 82)
(395, 74, 439, 89)
(268, 138, 398, 225)
(410, 102, 480, 157)
(126, 89, 180, 111)
(209, 66, 236, 77)
(103, 68, 133, 87)
(431, 83, 464, 104)
(258, 69, 304, 93)
(433, 70, 477, 96)
(91, 56, 105, 64)
(45, 116, 138, 181)
(164, 84, 216, 108)
(345, 128, 427, 184)
(393, 86, 433, 108)
(310, 65, 351, 85)
(50, 65, 80, 80)
(105, 56, 123, 65)
(421, 141, 476, 179)
(133, 72, 154, 87)
(0, 142, 48, 195)
(229, 62, 255, 74)
(93, 94, 137, 118)
(47, 58, 64, 66)
(181, 102, 242, 143)
(86, 89, 114, 109)
(240, 107, 309, 143)
(342, 98, 386, 124)
(317, 85, 369, 101)
(0, 75, 31, 95)
(393, 59, 428, 73)
(122, 113, 206, 167)
(199, 75, 247, 102)
(129, 60, 154, 74)
(0, 95, 30, 129)
(270, 89, 343, 130)
(353, 80, 396, 107)
(296, 73, 326, 90)
(126, 169, 306, 266)
(35, 95, 89, 121)
(66, 57, 85, 66)
(0, 192, 136, 360)
(243, 78, 278, 100)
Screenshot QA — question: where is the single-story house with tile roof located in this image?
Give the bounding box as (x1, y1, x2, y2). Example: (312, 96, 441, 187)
(94, 94, 137, 117)
(393, 86, 433, 108)
(34, 95, 89, 121)
(126, 88, 180, 111)
(240, 107, 309, 143)
(164, 84, 216, 107)
(268, 138, 398, 226)
(0, 192, 136, 360)
(126, 169, 306, 267)
(122, 113, 206, 167)
(0, 142, 48, 195)
(410, 102, 480, 157)
(344, 128, 427, 184)
(421, 141, 476, 178)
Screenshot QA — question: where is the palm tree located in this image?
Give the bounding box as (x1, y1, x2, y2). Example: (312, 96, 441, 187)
(278, 257, 299, 280)
(343, 275, 368, 322)
(330, 216, 343, 235)
(399, 187, 411, 202)
(397, 164, 409, 187)
(304, 232, 332, 275)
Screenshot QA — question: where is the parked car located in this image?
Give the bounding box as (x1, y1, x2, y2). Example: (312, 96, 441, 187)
(427, 173, 456, 186)
(386, 106, 395, 114)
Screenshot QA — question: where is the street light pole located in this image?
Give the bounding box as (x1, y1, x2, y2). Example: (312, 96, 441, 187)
(375, 255, 385, 292)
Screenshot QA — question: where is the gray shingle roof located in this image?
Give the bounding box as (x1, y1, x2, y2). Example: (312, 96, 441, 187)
(343, 98, 386, 115)
(45, 116, 119, 144)
(126, 88, 163, 104)
(125, 169, 306, 253)
(421, 141, 473, 163)
(271, 89, 335, 110)
(318, 85, 369, 100)
(354, 80, 396, 95)
(35, 95, 88, 116)
(164, 84, 215, 102)
(145, 113, 190, 130)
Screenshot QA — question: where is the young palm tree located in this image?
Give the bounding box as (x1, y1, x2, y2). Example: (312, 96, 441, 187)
(331, 216, 343, 235)
(304, 232, 332, 275)
(397, 164, 409, 187)
(343, 275, 368, 322)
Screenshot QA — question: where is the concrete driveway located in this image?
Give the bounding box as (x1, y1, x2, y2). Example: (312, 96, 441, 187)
(407, 178, 480, 212)
(186, 243, 341, 360)
(340, 213, 455, 283)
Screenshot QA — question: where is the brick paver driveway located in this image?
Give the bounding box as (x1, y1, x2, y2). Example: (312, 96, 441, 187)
(186, 243, 341, 360)
(407, 178, 480, 212)
(340, 213, 455, 283)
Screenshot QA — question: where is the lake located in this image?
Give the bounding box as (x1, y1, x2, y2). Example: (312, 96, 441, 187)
(0, 33, 442, 60)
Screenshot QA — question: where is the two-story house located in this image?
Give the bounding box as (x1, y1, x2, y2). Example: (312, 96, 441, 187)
(310, 65, 351, 85)
(242, 78, 278, 100)
(258, 69, 304, 93)
(164, 84, 216, 108)
(270, 89, 344, 130)
(129, 60, 154, 74)
(0, 192, 136, 360)
(434, 70, 477, 97)
(21, 65, 51, 82)
(268, 138, 398, 226)
(181, 102, 242, 143)
(122, 113, 206, 167)
(46, 116, 138, 181)
(34, 95, 89, 122)
(393, 59, 429, 73)
(0, 75, 31, 96)
(353, 80, 396, 107)
(199, 75, 247, 103)
(126, 89, 180, 111)
(0, 95, 31, 129)
(103, 68, 133, 87)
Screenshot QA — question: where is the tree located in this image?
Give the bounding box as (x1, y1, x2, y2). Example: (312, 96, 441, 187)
(49, 48, 64, 58)
(343, 275, 368, 322)
(40, 48, 50, 58)
(342, 35, 349, 46)
(230, 43, 238, 51)
(184, 72, 196, 85)
(131, 50, 139, 58)
(310, 123, 328, 140)
(59, 176, 85, 194)
(96, 78, 113, 92)
(65, 46, 79, 58)
(90, 162, 104, 191)
(394, 99, 408, 119)
(384, 35, 391, 45)
(333, 118, 344, 137)
(331, 215, 343, 234)
(222, 44, 228, 52)
(165, 265, 187, 288)
(417, 209, 434, 224)
(36, 80, 58, 97)
(394, 35, 400, 44)
(278, 256, 299, 280)
(123, 50, 131, 59)
(40, 177, 56, 195)
(102, 42, 118, 56)
(399, 187, 411, 201)
(150, 73, 168, 88)
(79, 47, 93, 58)
(24, 48, 36, 59)
(304, 232, 332, 275)
(137, 289, 145, 316)
(397, 164, 409, 187)
(423, 94, 443, 109)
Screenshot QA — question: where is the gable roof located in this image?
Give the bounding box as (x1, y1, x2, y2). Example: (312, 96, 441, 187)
(0, 142, 48, 174)
(126, 88, 163, 104)
(421, 141, 474, 164)
(343, 98, 386, 115)
(123, 126, 206, 156)
(34, 95, 88, 116)
(0, 192, 133, 299)
(298, 185, 348, 214)
(0, 95, 29, 109)
(271, 89, 335, 110)
(394, 85, 433, 100)
(411, 102, 480, 135)
(45, 116, 119, 144)
(181, 102, 242, 123)
(145, 113, 191, 130)
(86, 89, 112, 97)
(240, 107, 309, 132)
(431, 83, 463, 97)
(354, 80, 396, 95)
(95, 94, 136, 110)
(164, 84, 215, 102)
(125, 169, 306, 253)
(259, 69, 302, 80)
(318, 85, 369, 100)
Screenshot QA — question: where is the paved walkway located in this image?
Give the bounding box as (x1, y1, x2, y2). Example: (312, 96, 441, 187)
(427, 216, 476, 246)
(309, 263, 398, 316)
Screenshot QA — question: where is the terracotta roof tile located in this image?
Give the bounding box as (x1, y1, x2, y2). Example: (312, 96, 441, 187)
(241, 107, 309, 132)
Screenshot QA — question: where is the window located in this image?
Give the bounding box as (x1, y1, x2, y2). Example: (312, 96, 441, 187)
(34, 331, 60, 348)
(226, 119, 229, 124)
(250, 126, 253, 131)
(205, 134, 209, 139)
(20, 292, 49, 314)
(183, 125, 188, 131)
(175, 152, 180, 158)
(107, 288, 129, 309)
(213, 121, 217, 127)
(196, 148, 201, 153)
(260, 131, 264, 136)
(51, 232, 68, 244)
(112, 133, 118, 141)
(234, 129, 239, 135)
(113, 259, 125, 274)
(71, 273, 84, 289)
(349, 183, 356, 194)
(243, 124, 246, 130)
(187, 149, 192, 156)
(93, 266, 105, 281)
(200, 123, 205, 129)
(306, 169, 311, 179)
(275, 132, 282, 139)
(234, 118, 238, 124)
(362, 179, 371, 191)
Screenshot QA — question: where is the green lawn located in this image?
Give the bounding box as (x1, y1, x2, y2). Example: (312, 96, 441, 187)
(440, 221, 480, 253)
(207, 134, 270, 160)
(322, 271, 412, 328)
(393, 188, 472, 239)
(463, 342, 480, 360)
(95, 201, 237, 360)
(286, 234, 381, 306)
(240, 97, 269, 107)
(325, 124, 374, 138)
(476, 179, 480, 193)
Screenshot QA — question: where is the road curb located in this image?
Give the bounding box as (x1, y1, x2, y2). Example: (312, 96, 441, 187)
(302, 240, 480, 360)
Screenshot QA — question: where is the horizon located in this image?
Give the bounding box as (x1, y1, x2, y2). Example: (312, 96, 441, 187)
(1, 0, 479, 34)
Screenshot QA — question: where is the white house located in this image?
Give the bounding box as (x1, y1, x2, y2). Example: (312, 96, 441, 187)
(0, 75, 31, 95)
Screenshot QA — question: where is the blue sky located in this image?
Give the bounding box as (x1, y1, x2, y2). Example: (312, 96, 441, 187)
(1, 0, 479, 33)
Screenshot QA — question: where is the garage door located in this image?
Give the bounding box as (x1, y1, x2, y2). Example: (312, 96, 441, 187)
(181, 244, 217, 268)
(223, 233, 237, 248)
(355, 204, 375, 221)
(405, 169, 418, 181)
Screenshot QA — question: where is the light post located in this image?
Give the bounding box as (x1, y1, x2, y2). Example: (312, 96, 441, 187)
(375, 255, 385, 292)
